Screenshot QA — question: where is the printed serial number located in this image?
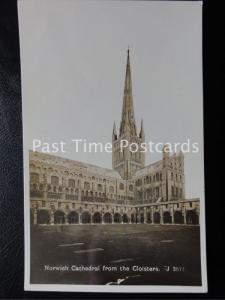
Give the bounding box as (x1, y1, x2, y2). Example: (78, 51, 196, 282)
(173, 266, 185, 272)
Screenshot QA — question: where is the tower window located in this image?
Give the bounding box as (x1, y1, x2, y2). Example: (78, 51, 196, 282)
(109, 186, 114, 193)
(68, 179, 75, 187)
(129, 184, 133, 191)
(84, 181, 90, 190)
(120, 183, 124, 190)
(30, 173, 39, 184)
(51, 176, 59, 185)
(97, 184, 103, 191)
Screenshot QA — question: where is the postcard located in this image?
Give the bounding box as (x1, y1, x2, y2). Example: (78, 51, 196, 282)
(18, 0, 207, 293)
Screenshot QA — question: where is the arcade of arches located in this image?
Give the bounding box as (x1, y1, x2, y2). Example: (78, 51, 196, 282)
(31, 205, 199, 226)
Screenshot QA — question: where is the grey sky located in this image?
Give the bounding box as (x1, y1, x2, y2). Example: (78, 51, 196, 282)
(19, 0, 204, 200)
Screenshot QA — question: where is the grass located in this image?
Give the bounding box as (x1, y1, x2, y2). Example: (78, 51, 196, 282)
(30, 224, 201, 286)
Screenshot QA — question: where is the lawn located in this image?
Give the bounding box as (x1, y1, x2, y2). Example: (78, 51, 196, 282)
(30, 224, 201, 286)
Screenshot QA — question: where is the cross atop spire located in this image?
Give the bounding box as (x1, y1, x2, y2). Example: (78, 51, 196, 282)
(119, 48, 137, 137)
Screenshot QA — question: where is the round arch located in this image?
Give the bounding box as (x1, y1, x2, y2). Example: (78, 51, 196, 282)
(140, 213, 145, 223)
(93, 212, 102, 224)
(186, 210, 199, 224)
(163, 211, 172, 224)
(67, 211, 79, 224)
(122, 214, 128, 223)
(103, 212, 112, 224)
(130, 214, 135, 223)
(114, 212, 121, 223)
(153, 212, 160, 224)
(146, 212, 151, 223)
(37, 209, 50, 224)
(54, 210, 65, 224)
(174, 211, 184, 224)
(81, 211, 91, 224)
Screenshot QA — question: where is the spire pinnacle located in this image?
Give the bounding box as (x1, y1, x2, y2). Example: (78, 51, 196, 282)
(113, 121, 117, 134)
(119, 48, 136, 137)
(139, 119, 145, 138)
(112, 121, 117, 140)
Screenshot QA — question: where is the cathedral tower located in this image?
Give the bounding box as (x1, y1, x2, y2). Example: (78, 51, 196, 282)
(112, 49, 145, 179)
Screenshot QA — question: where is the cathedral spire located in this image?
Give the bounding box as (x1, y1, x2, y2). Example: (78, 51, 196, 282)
(112, 121, 117, 140)
(119, 48, 137, 137)
(139, 119, 145, 139)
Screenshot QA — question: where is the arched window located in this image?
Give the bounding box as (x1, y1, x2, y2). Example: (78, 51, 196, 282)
(120, 183, 124, 190)
(30, 173, 39, 184)
(84, 181, 90, 190)
(171, 172, 174, 180)
(68, 179, 75, 187)
(171, 186, 174, 196)
(156, 173, 159, 181)
(109, 186, 114, 193)
(146, 176, 149, 184)
(156, 187, 159, 198)
(51, 176, 59, 185)
(129, 184, 133, 191)
(97, 184, 102, 191)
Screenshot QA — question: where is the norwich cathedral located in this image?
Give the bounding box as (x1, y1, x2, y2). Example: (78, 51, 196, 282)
(30, 50, 200, 226)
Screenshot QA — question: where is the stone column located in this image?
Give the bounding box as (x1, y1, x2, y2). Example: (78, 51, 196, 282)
(151, 207, 154, 224)
(144, 207, 147, 224)
(33, 209, 37, 225)
(171, 206, 174, 224)
(78, 213, 81, 224)
(78, 184, 81, 202)
(183, 206, 187, 224)
(50, 211, 54, 225)
(102, 212, 104, 224)
(65, 214, 69, 225)
(91, 213, 93, 225)
(160, 207, 164, 225)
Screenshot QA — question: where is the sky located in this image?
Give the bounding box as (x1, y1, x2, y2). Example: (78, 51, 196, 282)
(18, 0, 204, 200)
